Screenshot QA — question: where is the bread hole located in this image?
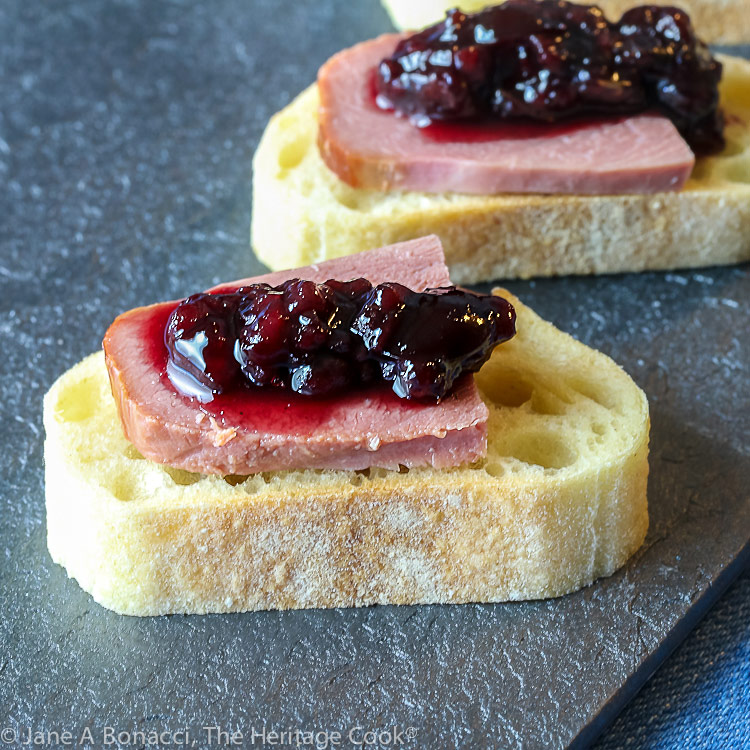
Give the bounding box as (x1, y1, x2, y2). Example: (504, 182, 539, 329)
(164, 466, 201, 486)
(716, 137, 745, 159)
(505, 432, 577, 470)
(223, 474, 249, 487)
(484, 460, 506, 478)
(530, 389, 567, 416)
(277, 137, 307, 173)
(103, 471, 136, 502)
(349, 465, 408, 484)
(722, 160, 750, 184)
(721, 80, 750, 110)
(124, 445, 145, 460)
(331, 189, 365, 211)
(478, 368, 533, 407)
(567, 376, 619, 410)
(592, 422, 606, 436)
(55, 377, 97, 422)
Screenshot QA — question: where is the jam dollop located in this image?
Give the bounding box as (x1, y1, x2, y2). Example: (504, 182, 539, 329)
(164, 279, 516, 402)
(375, 0, 723, 155)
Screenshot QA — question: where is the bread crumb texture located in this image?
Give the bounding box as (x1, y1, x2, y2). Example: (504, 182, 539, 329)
(252, 55, 750, 284)
(381, 0, 750, 45)
(44, 295, 649, 615)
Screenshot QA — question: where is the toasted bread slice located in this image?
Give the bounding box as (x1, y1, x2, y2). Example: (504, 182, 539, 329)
(251, 55, 750, 284)
(380, 0, 750, 45)
(44, 292, 649, 615)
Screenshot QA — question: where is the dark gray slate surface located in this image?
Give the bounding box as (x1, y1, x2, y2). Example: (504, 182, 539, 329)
(1, 1, 748, 748)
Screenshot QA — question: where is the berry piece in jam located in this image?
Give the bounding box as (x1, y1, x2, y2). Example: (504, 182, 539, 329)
(375, 0, 724, 155)
(352, 283, 516, 400)
(164, 279, 517, 402)
(234, 278, 373, 397)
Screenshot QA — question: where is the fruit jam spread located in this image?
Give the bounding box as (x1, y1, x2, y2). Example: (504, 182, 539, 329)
(164, 279, 516, 404)
(375, 0, 723, 155)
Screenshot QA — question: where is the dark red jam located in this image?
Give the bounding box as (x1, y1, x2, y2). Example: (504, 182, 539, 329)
(164, 279, 516, 403)
(375, 0, 724, 155)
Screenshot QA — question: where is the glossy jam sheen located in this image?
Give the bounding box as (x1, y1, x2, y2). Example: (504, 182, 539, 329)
(351, 282, 516, 400)
(368, 66, 629, 143)
(375, 0, 724, 155)
(163, 280, 516, 404)
(146, 302, 427, 435)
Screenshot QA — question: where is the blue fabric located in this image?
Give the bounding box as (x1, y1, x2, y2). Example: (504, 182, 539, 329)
(595, 566, 750, 749)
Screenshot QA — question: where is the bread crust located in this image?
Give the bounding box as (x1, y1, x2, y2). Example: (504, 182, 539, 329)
(44, 294, 649, 615)
(251, 55, 750, 284)
(380, 0, 750, 45)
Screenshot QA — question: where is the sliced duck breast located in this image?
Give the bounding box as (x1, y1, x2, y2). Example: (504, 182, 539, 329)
(317, 34, 695, 196)
(104, 236, 489, 476)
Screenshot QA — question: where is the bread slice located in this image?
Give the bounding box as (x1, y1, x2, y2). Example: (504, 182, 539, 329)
(44, 292, 649, 616)
(251, 54, 750, 284)
(379, 0, 750, 45)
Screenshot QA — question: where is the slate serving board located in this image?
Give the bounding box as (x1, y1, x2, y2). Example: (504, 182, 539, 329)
(1, 1, 748, 747)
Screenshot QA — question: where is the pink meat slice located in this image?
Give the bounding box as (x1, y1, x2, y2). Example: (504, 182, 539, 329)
(317, 34, 695, 195)
(104, 236, 489, 476)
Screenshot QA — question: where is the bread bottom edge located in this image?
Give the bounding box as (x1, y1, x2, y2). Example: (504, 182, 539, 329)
(45, 436, 649, 617)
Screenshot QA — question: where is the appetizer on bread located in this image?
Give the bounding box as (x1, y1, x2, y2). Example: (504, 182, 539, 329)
(252, 1, 750, 282)
(44, 237, 649, 615)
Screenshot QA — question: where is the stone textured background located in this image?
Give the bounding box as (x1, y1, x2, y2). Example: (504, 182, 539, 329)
(1, 1, 748, 747)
